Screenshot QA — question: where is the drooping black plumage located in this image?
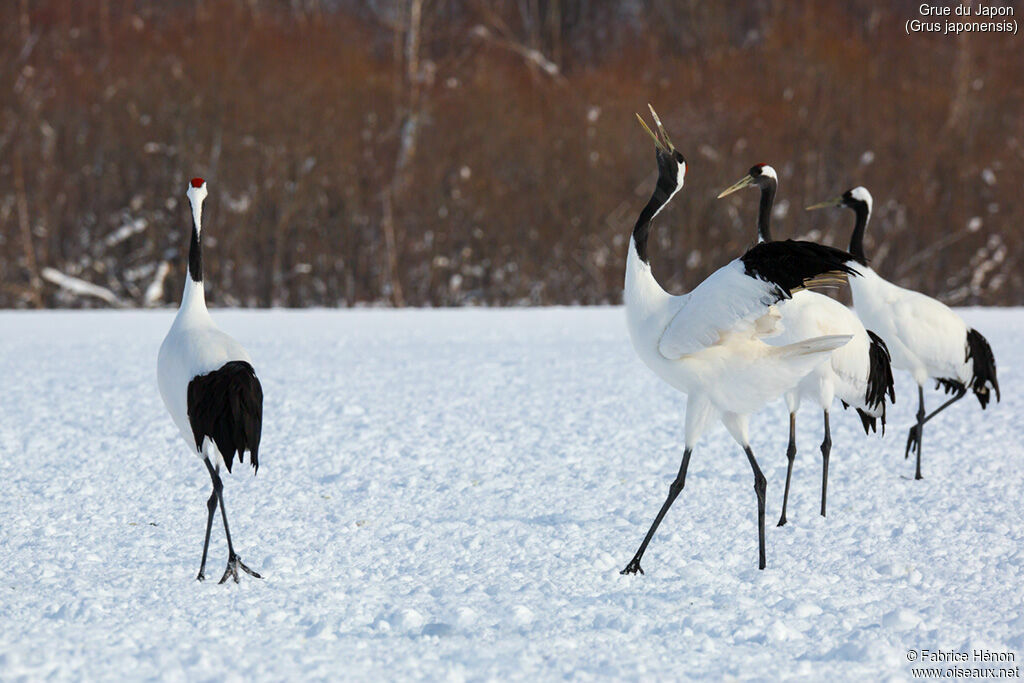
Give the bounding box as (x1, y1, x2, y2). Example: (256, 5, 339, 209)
(853, 330, 896, 434)
(935, 377, 966, 397)
(740, 239, 859, 299)
(865, 330, 896, 411)
(187, 361, 263, 473)
(853, 408, 876, 435)
(966, 328, 1000, 408)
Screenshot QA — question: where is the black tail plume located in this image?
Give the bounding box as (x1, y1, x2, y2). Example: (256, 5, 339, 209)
(862, 330, 896, 434)
(855, 408, 879, 435)
(936, 377, 966, 396)
(966, 328, 1000, 409)
(187, 361, 264, 473)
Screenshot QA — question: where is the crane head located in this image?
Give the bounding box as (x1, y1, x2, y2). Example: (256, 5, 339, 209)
(186, 177, 208, 231)
(186, 177, 208, 204)
(717, 164, 777, 199)
(636, 104, 686, 190)
(807, 186, 872, 213)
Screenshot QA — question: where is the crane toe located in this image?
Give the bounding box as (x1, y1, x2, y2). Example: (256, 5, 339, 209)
(218, 554, 262, 584)
(905, 425, 921, 459)
(620, 559, 645, 576)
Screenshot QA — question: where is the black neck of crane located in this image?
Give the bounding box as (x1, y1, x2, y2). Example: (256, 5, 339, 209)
(848, 202, 869, 265)
(633, 169, 678, 264)
(633, 190, 672, 265)
(757, 177, 776, 242)
(188, 225, 203, 283)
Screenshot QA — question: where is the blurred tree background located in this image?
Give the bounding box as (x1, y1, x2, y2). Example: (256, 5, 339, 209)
(1, 0, 1021, 308)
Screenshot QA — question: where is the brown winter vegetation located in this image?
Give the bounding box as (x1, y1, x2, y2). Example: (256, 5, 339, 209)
(1, 1, 1022, 308)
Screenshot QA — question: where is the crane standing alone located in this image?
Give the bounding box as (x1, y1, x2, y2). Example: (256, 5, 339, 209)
(807, 187, 999, 479)
(717, 166, 894, 524)
(620, 108, 857, 572)
(158, 178, 264, 583)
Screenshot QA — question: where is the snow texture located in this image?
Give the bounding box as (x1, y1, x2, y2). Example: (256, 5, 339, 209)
(0, 308, 1021, 680)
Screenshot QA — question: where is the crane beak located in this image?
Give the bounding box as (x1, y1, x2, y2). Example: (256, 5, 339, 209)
(716, 174, 754, 199)
(636, 104, 676, 154)
(806, 196, 843, 210)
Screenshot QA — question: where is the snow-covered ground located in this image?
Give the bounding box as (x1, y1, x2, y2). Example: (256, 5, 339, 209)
(1, 307, 1021, 680)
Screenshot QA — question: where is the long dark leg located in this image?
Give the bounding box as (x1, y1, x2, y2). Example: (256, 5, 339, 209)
(777, 413, 797, 527)
(197, 458, 219, 581)
(743, 446, 767, 570)
(903, 386, 926, 480)
(203, 458, 262, 584)
(906, 386, 965, 478)
(621, 449, 692, 575)
(819, 411, 832, 518)
(921, 388, 967, 426)
(216, 478, 235, 554)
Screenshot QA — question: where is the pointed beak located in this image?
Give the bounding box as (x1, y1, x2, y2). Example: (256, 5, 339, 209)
(716, 174, 754, 199)
(636, 103, 676, 154)
(805, 196, 843, 211)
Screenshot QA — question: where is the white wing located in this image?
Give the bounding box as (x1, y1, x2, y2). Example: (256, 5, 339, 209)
(890, 292, 967, 380)
(158, 320, 253, 450)
(658, 259, 784, 359)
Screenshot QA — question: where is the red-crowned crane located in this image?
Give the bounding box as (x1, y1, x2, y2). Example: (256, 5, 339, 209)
(808, 187, 999, 480)
(717, 165, 895, 524)
(158, 178, 264, 583)
(620, 108, 856, 573)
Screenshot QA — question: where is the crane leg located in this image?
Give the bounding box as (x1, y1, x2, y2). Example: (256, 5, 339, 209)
(906, 385, 967, 478)
(621, 448, 692, 575)
(921, 387, 967, 426)
(202, 457, 262, 584)
(744, 446, 768, 570)
(820, 411, 832, 517)
(904, 386, 926, 479)
(196, 461, 219, 581)
(777, 413, 797, 527)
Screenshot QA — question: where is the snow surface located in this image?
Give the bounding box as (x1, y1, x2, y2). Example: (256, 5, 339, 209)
(1, 307, 1021, 680)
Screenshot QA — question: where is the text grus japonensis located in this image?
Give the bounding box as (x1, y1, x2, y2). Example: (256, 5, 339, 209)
(807, 186, 999, 480)
(158, 178, 264, 583)
(620, 108, 857, 573)
(717, 165, 895, 525)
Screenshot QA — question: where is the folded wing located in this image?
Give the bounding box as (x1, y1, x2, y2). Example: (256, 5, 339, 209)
(658, 240, 858, 360)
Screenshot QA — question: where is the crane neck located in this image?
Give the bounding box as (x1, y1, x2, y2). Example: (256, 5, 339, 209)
(848, 203, 870, 265)
(632, 176, 680, 264)
(625, 235, 670, 321)
(756, 178, 776, 243)
(188, 222, 203, 283)
(179, 272, 208, 316)
(626, 171, 681, 317)
(179, 213, 208, 316)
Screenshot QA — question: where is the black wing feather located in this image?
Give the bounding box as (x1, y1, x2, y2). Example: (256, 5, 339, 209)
(865, 331, 896, 408)
(860, 330, 896, 435)
(740, 240, 859, 297)
(855, 408, 879, 435)
(935, 377, 966, 396)
(966, 328, 999, 408)
(187, 360, 263, 473)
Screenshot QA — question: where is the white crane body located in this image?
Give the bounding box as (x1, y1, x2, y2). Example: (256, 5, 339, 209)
(619, 109, 857, 573)
(807, 185, 998, 480)
(156, 177, 263, 584)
